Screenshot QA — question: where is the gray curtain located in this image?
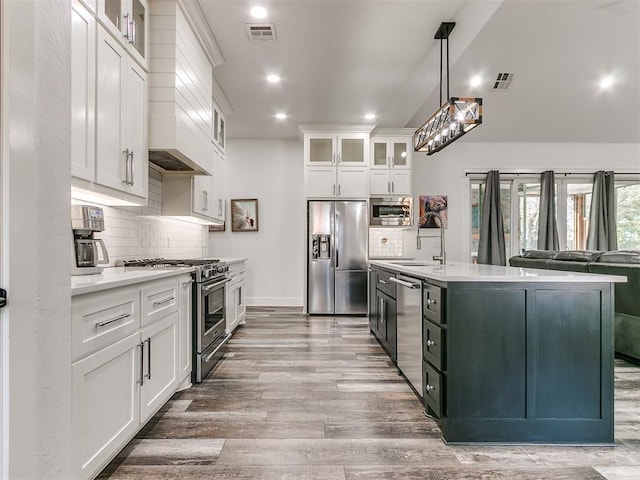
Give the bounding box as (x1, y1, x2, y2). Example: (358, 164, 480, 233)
(477, 170, 506, 265)
(537, 170, 559, 250)
(586, 170, 617, 251)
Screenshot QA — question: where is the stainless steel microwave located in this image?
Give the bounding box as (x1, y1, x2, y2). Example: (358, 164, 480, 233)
(370, 197, 413, 226)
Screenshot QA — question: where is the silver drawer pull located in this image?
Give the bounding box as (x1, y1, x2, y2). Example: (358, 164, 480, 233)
(96, 313, 131, 328)
(426, 384, 435, 392)
(153, 296, 175, 307)
(427, 298, 437, 306)
(378, 279, 387, 285)
(426, 340, 436, 347)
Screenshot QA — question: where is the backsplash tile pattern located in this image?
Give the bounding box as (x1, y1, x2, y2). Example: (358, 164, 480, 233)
(97, 169, 207, 264)
(369, 228, 404, 258)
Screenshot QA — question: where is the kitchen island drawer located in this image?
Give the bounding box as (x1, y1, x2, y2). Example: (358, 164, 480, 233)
(423, 360, 444, 419)
(423, 318, 445, 370)
(72, 285, 140, 360)
(375, 268, 397, 298)
(141, 278, 179, 326)
(423, 283, 443, 323)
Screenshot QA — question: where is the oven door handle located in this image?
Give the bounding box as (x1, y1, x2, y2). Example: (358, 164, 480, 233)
(202, 278, 230, 292)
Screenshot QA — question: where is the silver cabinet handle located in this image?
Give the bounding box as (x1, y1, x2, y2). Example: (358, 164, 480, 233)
(203, 190, 208, 212)
(128, 150, 134, 185)
(122, 149, 129, 184)
(427, 298, 437, 306)
(145, 337, 151, 380)
(389, 277, 421, 289)
(426, 384, 435, 392)
(378, 279, 387, 285)
(123, 13, 131, 41)
(96, 313, 131, 328)
(338, 184, 341, 196)
(391, 181, 394, 193)
(426, 340, 436, 347)
(379, 297, 385, 325)
(217, 199, 223, 217)
(130, 13, 136, 45)
(152, 296, 175, 307)
(332, 184, 336, 196)
(138, 341, 144, 385)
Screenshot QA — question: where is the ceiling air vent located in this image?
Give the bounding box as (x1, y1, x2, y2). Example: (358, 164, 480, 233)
(246, 23, 277, 42)
(492, 72, 515, 91)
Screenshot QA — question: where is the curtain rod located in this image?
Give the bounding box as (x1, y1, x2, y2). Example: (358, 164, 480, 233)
(464, 171, 640, 177)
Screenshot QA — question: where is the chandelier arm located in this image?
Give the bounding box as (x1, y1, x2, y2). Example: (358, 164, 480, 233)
(439, 38, 443, 106)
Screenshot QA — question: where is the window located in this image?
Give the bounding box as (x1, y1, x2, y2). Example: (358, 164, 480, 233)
(469, 174, 640, 262)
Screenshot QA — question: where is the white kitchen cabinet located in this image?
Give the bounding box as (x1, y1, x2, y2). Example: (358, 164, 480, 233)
(304, 133, 368, 166)
(95, 25, 148, 200)
(177, 275, 192, 384)
(161, 175, 223, 225)
(96, 0, 148, 69)
(72, 333, 140, 480)
(139, 313, 179, 423)
(71, 0, 96, 181)
(226, 261, 247, 334)
(213, 104, 226, 153)
(210, 146, 226, 223)
(71, 275, 189, 479)
(370, 138, 412, 170)
(302, 128, 372, 199)
(370, 170, 412, 195)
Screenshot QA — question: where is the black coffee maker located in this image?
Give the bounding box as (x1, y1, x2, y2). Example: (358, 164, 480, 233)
(71, 205, 110, 275)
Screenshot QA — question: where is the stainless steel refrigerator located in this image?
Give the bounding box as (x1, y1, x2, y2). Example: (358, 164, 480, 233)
(307, 200, 368, 315)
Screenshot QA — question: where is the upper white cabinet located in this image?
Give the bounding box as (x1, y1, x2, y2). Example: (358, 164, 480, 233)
(161, 174, 224, 225)
(71, 0, 97, 181)
(301, 125, 374, 199)
(305, 133, 368, 166)
(96, 0, 148, 68)
(369, 129, 413, 196)
(95, 26, 148, 199)
(71, 1, 148, 206)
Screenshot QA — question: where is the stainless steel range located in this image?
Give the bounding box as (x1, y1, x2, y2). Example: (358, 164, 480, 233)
(119, 258, 230, 383)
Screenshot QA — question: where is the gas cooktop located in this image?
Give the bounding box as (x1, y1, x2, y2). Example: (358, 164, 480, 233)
(116, 258, 228, 282)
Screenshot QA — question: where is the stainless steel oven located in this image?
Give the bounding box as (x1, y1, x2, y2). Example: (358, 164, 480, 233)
(370, 197, 413, 226)
(194, 273, 229, 383)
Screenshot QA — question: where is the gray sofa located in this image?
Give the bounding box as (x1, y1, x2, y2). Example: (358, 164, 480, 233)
(509, 250, 640, 363)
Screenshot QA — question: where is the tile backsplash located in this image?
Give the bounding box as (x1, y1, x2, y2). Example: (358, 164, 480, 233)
(96, 169, 208, 264)
(369, 228, 404, 258)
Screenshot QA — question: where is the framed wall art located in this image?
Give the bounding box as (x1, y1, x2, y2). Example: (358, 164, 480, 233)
(419, 195, 448, 228)
(231, 198, 259, 232)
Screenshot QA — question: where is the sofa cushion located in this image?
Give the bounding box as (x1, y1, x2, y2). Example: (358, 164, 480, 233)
(521, 250, 559, 259)
(553, 250, 603, 262)
(587, 262, 640, 317)
(509, 256, 548, 269)
(596, 250, 640, 264)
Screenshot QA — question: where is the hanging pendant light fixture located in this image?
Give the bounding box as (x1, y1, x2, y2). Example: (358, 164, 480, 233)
(414, 22, 483, 155)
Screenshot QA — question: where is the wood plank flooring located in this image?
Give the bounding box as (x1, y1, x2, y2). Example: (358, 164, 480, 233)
(98, 307, 640, 480)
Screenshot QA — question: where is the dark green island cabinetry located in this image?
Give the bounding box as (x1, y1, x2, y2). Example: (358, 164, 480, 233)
(370, 261, 626, 445)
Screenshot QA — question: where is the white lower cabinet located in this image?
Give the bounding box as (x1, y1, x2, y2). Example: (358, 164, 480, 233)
(72, 274, 191, 479)
(72, 333, 140, 479)
(226, 267, 247, 334)
(139, 313, 179, 423)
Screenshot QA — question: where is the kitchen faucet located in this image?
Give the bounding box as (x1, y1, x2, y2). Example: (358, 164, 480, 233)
(416, 227, 446, 265)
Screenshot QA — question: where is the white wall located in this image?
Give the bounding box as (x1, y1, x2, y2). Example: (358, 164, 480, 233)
(405, 142, 640, 263)
(3, 0, 73, 477)
(208, 139, 305, 306)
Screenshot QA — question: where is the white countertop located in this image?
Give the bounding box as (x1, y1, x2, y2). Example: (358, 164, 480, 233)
(369, 260, 627, 283)
(71, 266, 195, 296)
(217, 257, 247, 264)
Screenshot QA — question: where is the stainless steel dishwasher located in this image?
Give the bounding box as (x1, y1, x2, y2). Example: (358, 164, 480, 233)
(390, 275, 423, 397)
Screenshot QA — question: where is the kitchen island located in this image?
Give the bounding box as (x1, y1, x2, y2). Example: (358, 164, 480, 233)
(369, 260, 626, 445)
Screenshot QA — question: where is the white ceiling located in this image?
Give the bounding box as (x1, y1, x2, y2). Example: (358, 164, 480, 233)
(198, 0, 640, 143)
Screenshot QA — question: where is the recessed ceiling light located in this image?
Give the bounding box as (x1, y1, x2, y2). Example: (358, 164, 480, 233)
(470, 75, 482, 87)
(250, 6, 268, 19)
(599, 75, 614, 89)
(275, 113, 287, 120)
(364, 113, 376, 120)
(266, 74, 281, 83)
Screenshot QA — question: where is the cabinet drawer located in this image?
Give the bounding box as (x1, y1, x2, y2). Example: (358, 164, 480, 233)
(375, 269, 397, 298)
(72, 286, 139, 360)
(423, 283, 443, 324)
(141, 278, 179, 326)
(423, 319, 445, 370)
(423, 360, 444, 419)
